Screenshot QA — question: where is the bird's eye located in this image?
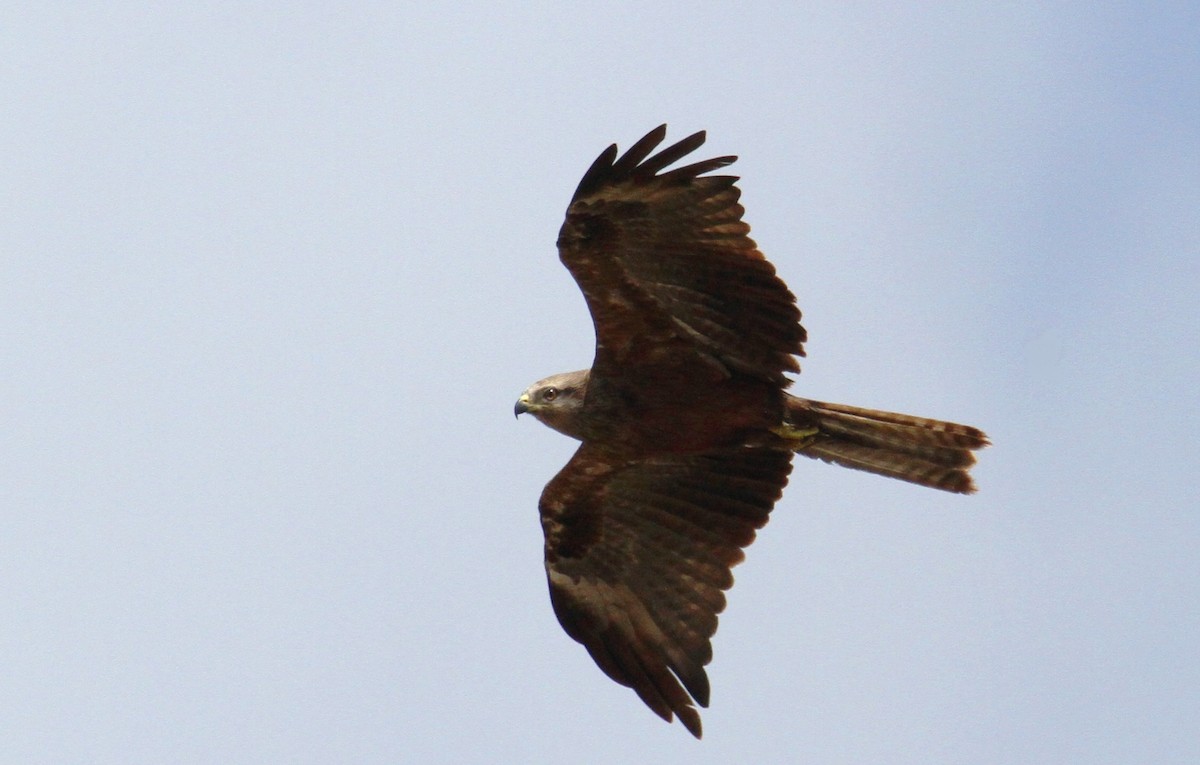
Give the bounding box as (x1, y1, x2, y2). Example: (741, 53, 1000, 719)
(542, 387, 558, 402)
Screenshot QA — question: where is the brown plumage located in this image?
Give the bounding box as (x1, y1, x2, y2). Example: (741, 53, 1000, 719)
(514, 125, 988, 738)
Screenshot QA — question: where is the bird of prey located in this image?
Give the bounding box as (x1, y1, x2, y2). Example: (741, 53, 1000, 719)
(514, 125, 988, 738)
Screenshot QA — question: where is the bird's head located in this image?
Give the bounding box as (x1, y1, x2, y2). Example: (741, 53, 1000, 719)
(514, 369, 589, 440)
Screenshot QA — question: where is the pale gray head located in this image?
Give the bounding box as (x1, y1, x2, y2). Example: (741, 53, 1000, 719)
(513, 369, 590, 440)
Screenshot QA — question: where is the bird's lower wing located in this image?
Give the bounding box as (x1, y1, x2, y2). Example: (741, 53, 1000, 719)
(538, 443, 794, 738)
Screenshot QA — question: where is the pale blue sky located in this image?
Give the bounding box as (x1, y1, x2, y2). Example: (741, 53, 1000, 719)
(3, 3, 1197, 763)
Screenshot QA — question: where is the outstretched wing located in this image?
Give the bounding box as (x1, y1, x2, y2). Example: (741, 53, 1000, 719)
(539, 443, 794, 738)
(557, 125, 806, 387)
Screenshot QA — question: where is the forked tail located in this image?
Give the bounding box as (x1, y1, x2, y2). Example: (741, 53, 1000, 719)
(779, 396, 990, 493)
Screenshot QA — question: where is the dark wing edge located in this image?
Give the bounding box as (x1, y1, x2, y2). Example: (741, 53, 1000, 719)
(539, 444, 794, 738)
(557, 126, 807, 387)
(570, 125, 735, 203)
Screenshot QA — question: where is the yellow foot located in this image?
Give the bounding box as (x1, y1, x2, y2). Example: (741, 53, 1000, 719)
(770, 423, 820, 449)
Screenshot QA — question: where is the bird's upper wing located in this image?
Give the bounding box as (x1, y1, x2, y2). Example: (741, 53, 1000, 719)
(539, 442, 794, 738)
(556, 125, 806, 387)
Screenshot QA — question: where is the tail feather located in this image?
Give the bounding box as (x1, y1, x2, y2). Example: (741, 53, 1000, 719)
(783, 397, 989, 493)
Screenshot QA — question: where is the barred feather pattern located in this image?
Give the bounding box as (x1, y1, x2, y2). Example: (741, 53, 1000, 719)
(557, 124, 806, 387)
(785, 396, 990, 493)
(541, 445, 793, 739)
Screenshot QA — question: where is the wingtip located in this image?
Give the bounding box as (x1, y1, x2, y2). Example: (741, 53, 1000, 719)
(678, 706, 704, 739)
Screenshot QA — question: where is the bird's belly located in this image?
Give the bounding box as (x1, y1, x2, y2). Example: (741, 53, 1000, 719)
(602, 376, 782, 455)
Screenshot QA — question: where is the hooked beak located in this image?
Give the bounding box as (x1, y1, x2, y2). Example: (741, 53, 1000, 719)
(514, 394, 531, 418)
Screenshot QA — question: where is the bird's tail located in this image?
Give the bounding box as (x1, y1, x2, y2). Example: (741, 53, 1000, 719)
(776, 396, 989, 493)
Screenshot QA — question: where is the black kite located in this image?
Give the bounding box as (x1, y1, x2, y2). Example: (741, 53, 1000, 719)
(514, 125, 988, 738)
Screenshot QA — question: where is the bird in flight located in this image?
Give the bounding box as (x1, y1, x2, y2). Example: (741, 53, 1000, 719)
(514, 125, 988, 738)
